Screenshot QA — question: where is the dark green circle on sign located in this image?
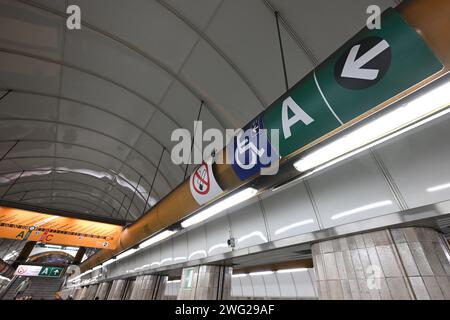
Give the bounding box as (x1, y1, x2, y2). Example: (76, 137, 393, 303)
(334, 36, 392, 90)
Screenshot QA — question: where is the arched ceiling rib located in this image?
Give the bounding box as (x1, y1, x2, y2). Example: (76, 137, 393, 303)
(17, 0, 232, 129)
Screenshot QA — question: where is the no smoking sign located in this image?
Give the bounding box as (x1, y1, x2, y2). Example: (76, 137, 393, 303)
(189, 162, 222, 205)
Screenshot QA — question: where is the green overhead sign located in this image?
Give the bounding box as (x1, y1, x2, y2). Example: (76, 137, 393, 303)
(38, 266, 64, 278)
(264, 8, 443, 157)
(14, 264, 64, 278)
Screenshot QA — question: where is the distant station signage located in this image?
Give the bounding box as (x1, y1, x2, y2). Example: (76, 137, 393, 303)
(264, 8, 442, 158)
(0, 206, 122, 249)
(14, 265, 64, 278)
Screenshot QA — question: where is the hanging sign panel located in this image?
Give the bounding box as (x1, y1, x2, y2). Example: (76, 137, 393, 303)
(189, 162, 223, 205)
(14, 265, 64, 278)
(228, 116, 279, 181)
(0, 207, 122, 249)
(264, 8, 443, 157)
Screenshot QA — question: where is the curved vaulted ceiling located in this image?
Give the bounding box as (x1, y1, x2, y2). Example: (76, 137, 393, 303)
(0, 0, 401, 223)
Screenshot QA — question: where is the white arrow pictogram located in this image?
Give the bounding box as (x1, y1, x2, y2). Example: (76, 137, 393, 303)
(341, 40, 390, 80)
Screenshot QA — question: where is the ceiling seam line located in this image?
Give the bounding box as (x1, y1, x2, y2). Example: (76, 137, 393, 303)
(1, 177, 140, 212)
(155, 0, 266, 108)
(0, 106, 180, 188)
(0, 136, 167, 203)
(25, 199, 100, 216)
(261, 0, 319, 68)
(0, 170, 142, 209)
(0, 170, 145, 207)
(119, 0, 225, 180)
(53, 0, 68, 210)
(20, 194, 115, 214)
(0, 154, 162, 203)
(0, 47, 185, 136)
(0, 86, 184, 179)
(112, 78, 167, 203)
(16, 0, 230, 130)
(3, 183, 137, 213)
(6, 188, 118, 213)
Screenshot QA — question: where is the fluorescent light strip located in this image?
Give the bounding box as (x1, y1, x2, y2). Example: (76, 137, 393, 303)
(139, 230, 176, 249)
(181, 188, 258, 228)
(92, 265, 102, 271)
(294, 80, 450, 173)
(249, 271, 273, 276)
(116, 248, 138, 260)
(276, 268, 308, 274)
(102, 259, 116, 267)
(427, 183, 450, 193)
(274, 219, 315, 235)
(95, 229, 177, 270)
(167, 280, 181, 284)
(331, 200, 392, 220)
(231, 274, 247, 278)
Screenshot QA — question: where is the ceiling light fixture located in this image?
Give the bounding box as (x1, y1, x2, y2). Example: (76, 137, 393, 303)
(139, 230, 176, 249)
(276, 268, 308, 273)
(249, 271, 273, 276)
(101, 259, 116, 267)
(181, 188, 258, 228)
(116, 248, 138, 261)
(293, 79, 450, 174)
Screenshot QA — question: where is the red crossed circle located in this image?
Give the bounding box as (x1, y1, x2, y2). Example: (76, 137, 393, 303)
(192, 163, 210, 195)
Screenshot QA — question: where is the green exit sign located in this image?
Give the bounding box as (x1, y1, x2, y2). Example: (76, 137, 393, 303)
(38, 266, 64, 278)
(264, 8, 443, 158)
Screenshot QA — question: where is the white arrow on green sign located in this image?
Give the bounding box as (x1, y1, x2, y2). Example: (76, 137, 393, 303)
(38, 266, 64, 278)
(264, 8, 443, 158)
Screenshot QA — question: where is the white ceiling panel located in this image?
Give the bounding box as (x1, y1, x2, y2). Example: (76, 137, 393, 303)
(161, 0, 222, 30)
(10, 157, 53, 170)
(55, 142, 123, 173)
(52, 180, 110, 199)
(7, 140, 55, 158)
(0, 92, 57, 119)
(2, 181, 52, 196)
(270, 0, 398, 62)
(0, 0, 64, 60)
(158, 151, 184, 187)
(180, 39, 263, 129)
(0, 159, 21, 174)
(73, 0, 199, 72)
(32, 0, 67, 11)
(204, 0, 287, 105)
(58, 99, 143, 147)
(145, 110, 180, 151)
(64, 26, 172, 104)
(60, 67, 154, 128)
(52, 170, 111, 191)
(0, 141, 18, 157)
(56, 124, 131, 161)
(160, 80, 202, 133)
(0, 51, 61, 94)
(0, 120, 56, 140)
(280, 25, 315, 88)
